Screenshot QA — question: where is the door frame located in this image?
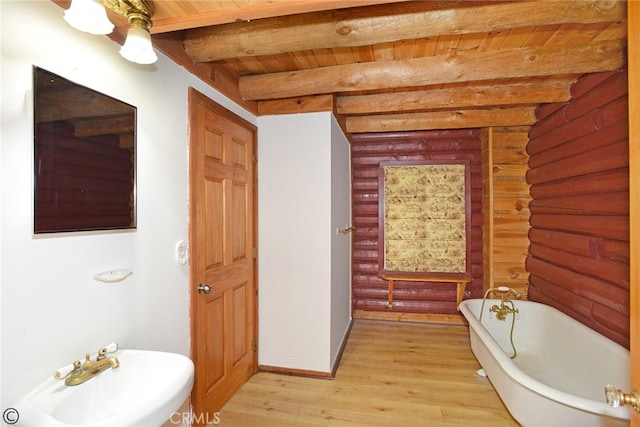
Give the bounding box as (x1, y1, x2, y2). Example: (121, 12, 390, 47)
(628, 2, 639, 426)
(187, 87, 260, 403)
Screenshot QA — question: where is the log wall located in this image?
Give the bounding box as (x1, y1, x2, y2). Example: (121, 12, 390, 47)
(351, 130, 483, 314)
(526, 70, 630, 348)
(482, 127, 531, 296)
(35, 122, 135, 233)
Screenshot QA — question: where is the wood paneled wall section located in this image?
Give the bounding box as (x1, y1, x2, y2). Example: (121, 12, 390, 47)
(526, 70, 630, 348)
(481, 127, 531, 296)
(351, 130, 483, 314)
(35, 122, 134, 232)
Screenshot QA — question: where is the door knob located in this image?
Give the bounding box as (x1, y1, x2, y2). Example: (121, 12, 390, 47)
(197, 284, 212, 294)
(605, 385, 640, 413)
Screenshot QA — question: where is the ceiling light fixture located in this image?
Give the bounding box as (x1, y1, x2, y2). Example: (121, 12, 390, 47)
(64, 0, 157, 64)
(64, 0, 114, 35)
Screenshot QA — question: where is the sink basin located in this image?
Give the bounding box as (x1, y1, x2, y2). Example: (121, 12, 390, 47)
(14, 349, 194, 426)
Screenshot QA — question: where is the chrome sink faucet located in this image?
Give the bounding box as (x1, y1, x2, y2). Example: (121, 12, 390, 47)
(54, 344, 119, 386)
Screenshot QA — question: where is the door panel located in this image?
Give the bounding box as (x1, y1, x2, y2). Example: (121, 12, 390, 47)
(189, 88, 257, 424)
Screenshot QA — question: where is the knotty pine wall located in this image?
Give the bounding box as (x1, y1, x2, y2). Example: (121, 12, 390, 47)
(526, 70, 630, 348)
(481, 127, 531, 297)
(351, 130, 483, 315)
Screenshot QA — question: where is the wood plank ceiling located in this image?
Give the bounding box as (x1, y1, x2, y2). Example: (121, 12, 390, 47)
(58, 0, 628, 135)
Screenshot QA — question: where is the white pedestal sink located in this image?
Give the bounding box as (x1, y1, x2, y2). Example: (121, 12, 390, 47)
(14, 349, 194, 426)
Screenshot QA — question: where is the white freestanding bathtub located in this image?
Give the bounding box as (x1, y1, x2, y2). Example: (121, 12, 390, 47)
(459, 298, 631, 427)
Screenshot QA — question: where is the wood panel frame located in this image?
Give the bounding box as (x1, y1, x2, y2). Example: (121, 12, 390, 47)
(378, 159, 472, 280)
(377, 159, 473, 310)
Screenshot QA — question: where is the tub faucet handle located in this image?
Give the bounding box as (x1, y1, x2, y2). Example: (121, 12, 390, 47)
(605, 385, 640, 413)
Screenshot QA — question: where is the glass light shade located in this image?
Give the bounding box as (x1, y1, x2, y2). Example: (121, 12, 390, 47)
(64, 0, 114, 35)
(119, 26, 158, 64)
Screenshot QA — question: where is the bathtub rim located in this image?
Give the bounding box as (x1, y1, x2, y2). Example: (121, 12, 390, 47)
(459, 298, 630, 421)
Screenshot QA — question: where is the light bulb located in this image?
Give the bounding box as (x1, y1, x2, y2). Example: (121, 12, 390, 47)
(64, 0, 114, 35)
(119, 26, 158, 64)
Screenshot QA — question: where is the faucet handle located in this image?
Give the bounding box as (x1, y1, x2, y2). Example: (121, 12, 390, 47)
(54, 360, 81, 379)
(96, 343, 118, 360)
(103, 342, 118, 353)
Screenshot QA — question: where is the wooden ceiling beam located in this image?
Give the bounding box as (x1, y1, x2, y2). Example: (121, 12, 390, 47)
(336, 80, 575, 115)
(239, 39, 624, 100)
(184, 0, 625, 62)
(72, 114, 134, 138)
(257, 94, 335, 115)
(151, 0, 410, 34)
(35, 89, 133, 123)
(346, 107, 537, 133)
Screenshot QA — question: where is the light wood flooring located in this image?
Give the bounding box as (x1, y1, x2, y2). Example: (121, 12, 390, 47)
(216, 319, 518, 426)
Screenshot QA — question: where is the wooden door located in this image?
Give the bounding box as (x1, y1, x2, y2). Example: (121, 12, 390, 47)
(189, 88, 257, 423)
(629, 2, 639, 426)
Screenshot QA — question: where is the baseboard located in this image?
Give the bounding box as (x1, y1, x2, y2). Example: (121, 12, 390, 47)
(258, 319, 354, 380)
(258, 364, 334, 379)
(353, 309, 468, 326)
(329, 318, 354, 377)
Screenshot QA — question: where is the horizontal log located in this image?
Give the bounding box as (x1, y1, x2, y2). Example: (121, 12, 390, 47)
(346, 107, 536, 133)
(152, 0, 408, 33)
(492, 148, 529, 165)
(493, 197, 531, 215)
(493, 262, 528, 281)
(72, 114, 134, 138)
(528, 279, 629, 349)
(492, 130, 530, 146)
(337, 81, 572, 114)
(529, 228, 629, 264)
(528, 118, 629, 168)
(257, 94, 334, 115)
(36, 89, 134, 123)
(569, 70, 621, 99)
(36, 202, 131, 217)
(526, 257, 629, 312)
(351, 138, 482, 154)
(184, 0, 625, 61)
(491, 167, 526, 183)
(591, 302, 631, 338)
(239, 40, 625, 100)
(36, 151, 132, 180)
(528, 275, 593, 319)
(529, 191, 628, 215)
(350, 151, 482, 166)
(529, 242, 628, 286)
(527, 96, 629, 156)
(528, 71, 628, 140)
(529, 169, 628, 199)
(526, 140, 629, 185)
(36, 188, 130, 205)
(529, 213, 629, 241)
(535, 102, 566, 122)
(352, 129, 481, 143)
(353, 298, 459, 314)
(493, 236, 530, 247)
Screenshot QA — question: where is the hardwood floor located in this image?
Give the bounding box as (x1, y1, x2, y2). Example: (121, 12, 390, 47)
(216, 320, 518, 426)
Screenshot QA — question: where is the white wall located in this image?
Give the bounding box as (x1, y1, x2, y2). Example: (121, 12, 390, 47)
(330, 116, 352, 368)
(258, 112, 352, 374)
(0, 0, 255, 407)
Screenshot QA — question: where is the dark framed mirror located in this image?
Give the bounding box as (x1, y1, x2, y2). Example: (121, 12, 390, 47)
(33, 67, 136, 234)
